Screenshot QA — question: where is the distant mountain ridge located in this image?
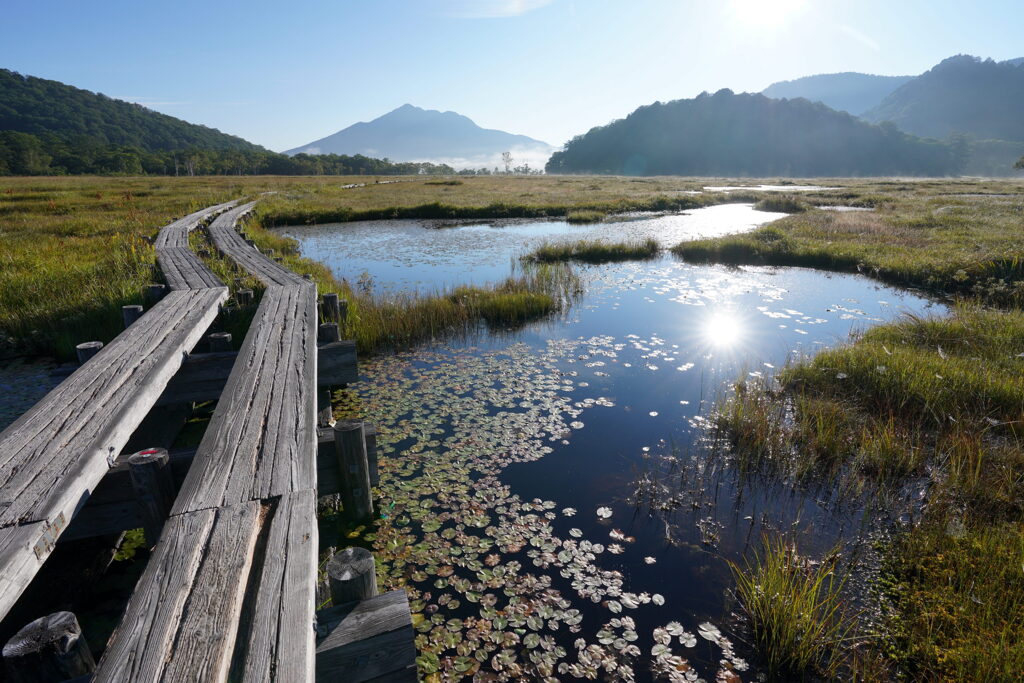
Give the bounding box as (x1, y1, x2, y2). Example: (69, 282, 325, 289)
(862, 55, 1024, 142)
(0, 68, 262, 151)
(761, 72, 912, 116)
(285, 104, 553, 169)
(546, 89, 960, 177)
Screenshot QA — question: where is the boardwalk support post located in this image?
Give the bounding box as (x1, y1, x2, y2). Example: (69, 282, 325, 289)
(122, 305, 144, 328)
(1, 611, 96, 683)
(236, 289, 254, 307)
(317, 323, 341, 427)
(127, 448, 175, 547)
(144, 284, 166, 307)
(318, 323, 340, 344)
(363, 424, 380, 487)
(333, 421, 373, 521)
(207, 332, 232, 352)
(75, 342, 103, 365)
(327, 547, 377, 605)
(322, 293, 341, 324)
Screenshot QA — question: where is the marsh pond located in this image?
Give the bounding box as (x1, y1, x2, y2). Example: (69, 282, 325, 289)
(281, 206, 944, 682)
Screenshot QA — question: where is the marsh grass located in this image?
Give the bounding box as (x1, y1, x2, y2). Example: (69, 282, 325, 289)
(675, 187, 1024, 306)
(730, 536, 856, 680)
(714, 305, 1024, 678)
(753, 195, 808, 213)
(524, 238, 659, 264)
(883, 523, 1024, 682)
(564, 209, 607, 224)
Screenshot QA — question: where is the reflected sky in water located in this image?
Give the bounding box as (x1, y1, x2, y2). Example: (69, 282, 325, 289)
(291, 213, 944, 680)
(280, 204, 786, 294)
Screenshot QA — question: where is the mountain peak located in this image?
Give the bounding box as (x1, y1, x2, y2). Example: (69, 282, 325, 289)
(284, 105, 552, 168)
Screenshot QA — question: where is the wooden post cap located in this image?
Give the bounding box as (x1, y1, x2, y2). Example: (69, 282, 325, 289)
(144, 284, 166, 306)
(327, 547, 377, 605)
(127, 447, 169, 467)
(121, 305, 143, 328)
(207, 332, 233, 352)
(75, 341, 103, 365)
(2, 611, 96, 682)
(318, 323, 340, 343)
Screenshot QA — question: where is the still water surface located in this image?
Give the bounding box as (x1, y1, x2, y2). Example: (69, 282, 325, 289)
(284, 208, 942, 681)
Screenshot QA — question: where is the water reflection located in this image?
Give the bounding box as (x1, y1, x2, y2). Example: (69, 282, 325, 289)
(702, 311, 745, 350)
(294, 216, 946, 681)
(279, 204, 787, 294)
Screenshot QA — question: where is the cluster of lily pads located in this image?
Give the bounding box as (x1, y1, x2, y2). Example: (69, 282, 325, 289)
(335, 339, 749, 681)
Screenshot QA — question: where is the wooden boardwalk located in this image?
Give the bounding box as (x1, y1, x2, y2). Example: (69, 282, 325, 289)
(0, 201, 235, 623)
(95, 202, 321, 680)
(1, 199, 414, 682)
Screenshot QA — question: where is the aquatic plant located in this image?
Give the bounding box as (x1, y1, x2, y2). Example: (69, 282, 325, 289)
(730, 536, 855, 680)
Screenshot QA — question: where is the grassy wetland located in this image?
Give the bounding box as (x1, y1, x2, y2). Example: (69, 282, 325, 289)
(2, 174, 1023, 681)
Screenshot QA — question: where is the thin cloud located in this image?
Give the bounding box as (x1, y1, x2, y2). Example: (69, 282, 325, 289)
(838, 24, 880, 52)
(445, 0, 554, 19)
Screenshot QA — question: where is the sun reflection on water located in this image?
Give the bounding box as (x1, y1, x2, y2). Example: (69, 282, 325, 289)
(703, 311, 745, 349)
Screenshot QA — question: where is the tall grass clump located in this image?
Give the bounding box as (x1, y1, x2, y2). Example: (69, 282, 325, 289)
(753, 195, 807, 213)
(525, 238, 659, 264)
(730, 536, 855, 680)
(564, 209, 606, 224)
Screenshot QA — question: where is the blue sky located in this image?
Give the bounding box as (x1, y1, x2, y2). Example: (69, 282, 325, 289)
(2, 0, 1021, 152)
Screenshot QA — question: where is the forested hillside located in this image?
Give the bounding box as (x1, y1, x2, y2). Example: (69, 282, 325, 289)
(761, 72, 912, 116)
(546, 90, 962, 176)
(863, 55, 1024, 141)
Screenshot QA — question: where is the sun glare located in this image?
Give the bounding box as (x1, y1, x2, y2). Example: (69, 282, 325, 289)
(703, 312, 745, 349)
(730, 0, 806, 28)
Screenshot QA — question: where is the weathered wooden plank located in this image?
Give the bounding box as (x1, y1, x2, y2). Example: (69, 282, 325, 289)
(96, 495, 317, 682)
(160, 502, 262, 682)
(206, 202, 308, 288)
(0, 288, 227, 621)
(158, 246, 222, 291)
(94, 502, 262, 682)
(0, 287, 227, 527)
(315, 591, 417, 683)
(151, 340, 355, 408)
(235, 490, 317, 681)
(171, 284, 318, 513)
(0, 522, 50, 622)
(92, 509, 217, 681)
(152, 201, 237, 250)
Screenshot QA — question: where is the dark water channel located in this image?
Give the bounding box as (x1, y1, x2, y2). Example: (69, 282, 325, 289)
(284, 208, 944, 682)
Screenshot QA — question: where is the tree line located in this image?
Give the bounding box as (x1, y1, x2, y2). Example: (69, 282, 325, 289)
(0, 131, 456, 176)
(546, 89, 965, 176)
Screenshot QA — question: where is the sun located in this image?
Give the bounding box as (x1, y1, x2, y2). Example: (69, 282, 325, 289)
(729, 0, 806, 29)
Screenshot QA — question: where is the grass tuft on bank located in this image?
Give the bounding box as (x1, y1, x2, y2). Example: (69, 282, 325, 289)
(524, 238, 659, 264)
(730, 536, 854, 680)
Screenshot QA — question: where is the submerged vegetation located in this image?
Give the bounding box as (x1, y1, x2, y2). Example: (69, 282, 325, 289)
(524, 238, 659, 264)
